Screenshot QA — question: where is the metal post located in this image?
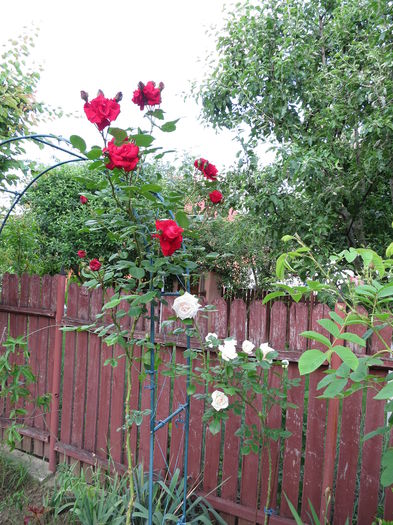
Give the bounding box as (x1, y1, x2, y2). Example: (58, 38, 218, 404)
(148, 298, 156, 525)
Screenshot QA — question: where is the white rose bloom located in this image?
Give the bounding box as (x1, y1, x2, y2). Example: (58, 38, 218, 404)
(242, 340, 255, 355)
(219, 339, 238, 361)
(211, 390, 229, 411)
(281, 359, 289, 369)
(205, 332, 218, 348)
(260, 342, 275, 362)
(172, 292, 201, 320)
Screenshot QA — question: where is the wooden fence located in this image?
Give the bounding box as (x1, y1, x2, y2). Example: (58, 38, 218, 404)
(0, 273, 393, 524)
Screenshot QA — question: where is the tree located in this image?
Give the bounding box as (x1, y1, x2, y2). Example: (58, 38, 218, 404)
(196, 0, 393, 272)
(0, 30, 55, 189)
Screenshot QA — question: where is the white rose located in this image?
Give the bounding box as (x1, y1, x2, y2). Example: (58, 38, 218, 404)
(219, 339, 238, 361)
(205, 332, 218, 348)
(242, 339, 255, 355)
(260, 342, 275, 362)
(172, 292, 201, 320)
(281, 359, 289, 369)
(211, 390, 229, 411)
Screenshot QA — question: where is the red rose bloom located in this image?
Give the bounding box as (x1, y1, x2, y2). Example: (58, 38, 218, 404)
(77, 250, 87, 258)
(89, 259, 101, 271)
(103, 138, 139, 172)
(83, 93, 120, 131)
(209, 190, 223, 204)
(80, 195, 88, 204)
(153, 219, 183, 256)
(132, 81, 164, 111)
(194, 158, 218, 181)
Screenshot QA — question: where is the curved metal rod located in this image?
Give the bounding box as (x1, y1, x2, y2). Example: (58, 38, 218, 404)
(0, 134, 86, 160)
(0, 158, 87, 236)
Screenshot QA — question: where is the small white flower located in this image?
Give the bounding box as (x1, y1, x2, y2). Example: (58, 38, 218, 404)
(219, 339, 238, 361)
(172, 292, 201, 320)
(205, 332, 218, 348)
(211, 390, 229, 411)
(281, 359, 289, 369)
(242, 339, 255, 355)
(260, 342, 275, 362)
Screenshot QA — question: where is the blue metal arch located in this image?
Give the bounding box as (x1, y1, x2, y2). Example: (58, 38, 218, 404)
(0, 134, 192, 525)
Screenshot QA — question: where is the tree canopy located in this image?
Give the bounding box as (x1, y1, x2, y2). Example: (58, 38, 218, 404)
(196, 0, 393, 280)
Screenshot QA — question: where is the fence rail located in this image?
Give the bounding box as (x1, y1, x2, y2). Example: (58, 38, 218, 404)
(0, 273, 392, 524)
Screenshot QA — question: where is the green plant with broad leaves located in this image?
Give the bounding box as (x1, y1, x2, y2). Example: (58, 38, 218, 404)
(0, 335, 50, 450)
(265, 233, 393, 488)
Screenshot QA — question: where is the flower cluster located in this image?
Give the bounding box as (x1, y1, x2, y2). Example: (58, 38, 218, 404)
(194, 158, 224, 205)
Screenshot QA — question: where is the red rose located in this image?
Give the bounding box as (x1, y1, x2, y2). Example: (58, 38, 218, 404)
(83, 93, 120, 131)
(153, 219, 183, 256)
(89, 259, 101, 271)
(80, 195, 88, 204)
(77, 250, 86, 258)
(194, 158, 218, 181)
(209, 190, 223, 204)
(103, 138, 139, 172)
(132, 81, 164, 111)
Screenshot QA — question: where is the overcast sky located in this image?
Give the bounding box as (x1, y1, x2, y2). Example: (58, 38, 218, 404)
(2, 0, 254, 171)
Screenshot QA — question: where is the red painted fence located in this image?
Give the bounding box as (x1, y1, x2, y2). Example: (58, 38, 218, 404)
(0, 273, 393, 524)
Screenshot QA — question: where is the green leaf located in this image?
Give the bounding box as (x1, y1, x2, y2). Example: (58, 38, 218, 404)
(276, 253, 287, 279)
(70, 135, 86, 153)
(209, 418, 221, 435)
(281, 235, 295, 242)
(160, 119, 179, 132)
(386, 242, 393, 258)
(86, 147, 102, 160)
(187, 384, 196, 395)
(175, 211, 189, 229)
(147, 109, 165, 120)
(378, 284, 393, 299)
(329, 311, 344, 326)
(298, 350, 327, 375)
(300, 331, 332, 349)
(381, 448, 393, 486)
(317, 318, 341, 338)
(108, 127, 127, 143)
(320, 378, 348, 397)
(130, 134, 155, 147)
(340, 332, 366, 347)
(262, 291, 285, 304)
(374, 380, 393, 400)
(334, 345, 358, 370)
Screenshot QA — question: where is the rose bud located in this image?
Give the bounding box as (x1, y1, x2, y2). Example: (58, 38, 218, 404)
(80, 90, 89, 102)
(114, 91, 123, 102)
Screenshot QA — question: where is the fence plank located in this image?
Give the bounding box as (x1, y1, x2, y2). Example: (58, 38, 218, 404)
(60, 282, 78, 463)
(95, 289, 114, 461)
(280, 365, 306, 518)
(0, 274, 10, 440)
(17, 275, 30, 452)
(357, 371, 386, 525)
(301, 369, 327, 521)
(187, 356, 205, 485)
(229, 298, 246, 344)
(154, 347, 172, 475)
(333, 388, 363, 525)
(203, 355, 221, 495)
(209, 297, 228, 338)
(168, 348, 187, 475)
(84, 288, 102, 455)
(248, 300, 269, 345)
(269, 301, 288, 351)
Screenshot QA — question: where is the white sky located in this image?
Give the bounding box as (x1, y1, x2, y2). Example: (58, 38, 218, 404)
(1, 0, 254, 171)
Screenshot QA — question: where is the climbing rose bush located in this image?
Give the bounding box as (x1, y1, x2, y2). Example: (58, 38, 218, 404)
(132, 80, 164, 110)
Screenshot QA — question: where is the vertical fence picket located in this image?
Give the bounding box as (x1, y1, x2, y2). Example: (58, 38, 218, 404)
(60, 282, 78, 463)
(17, 275, 30, 451)
(248, 300, 269, 345)
(0, 274, 10, 440)
(333, 389, 363, 525)
(95, 288, 114, 461)
(6, 275, 19, 423)
(109, 295, 129, 465)
(84, 288, 102, 456)
(357, 371, 386, 525)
